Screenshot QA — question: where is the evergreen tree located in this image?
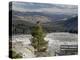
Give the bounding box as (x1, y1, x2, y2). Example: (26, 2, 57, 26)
(31, 21, 48, 52)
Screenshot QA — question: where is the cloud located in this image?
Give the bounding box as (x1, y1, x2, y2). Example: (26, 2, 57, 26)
(12, 1, 78, 15)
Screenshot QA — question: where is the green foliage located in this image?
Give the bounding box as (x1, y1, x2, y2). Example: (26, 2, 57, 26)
(31, 21, 48, 52)
(9, 49, 22, 59)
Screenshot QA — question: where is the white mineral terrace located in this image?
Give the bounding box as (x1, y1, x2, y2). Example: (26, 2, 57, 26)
(12, 32, 78, 58)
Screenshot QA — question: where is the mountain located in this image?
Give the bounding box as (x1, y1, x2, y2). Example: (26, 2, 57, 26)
(10, 11, 78, 34)
(44, 16, 78, 33)
(64, 16, 78, 33)
(12, 11, 72, 22)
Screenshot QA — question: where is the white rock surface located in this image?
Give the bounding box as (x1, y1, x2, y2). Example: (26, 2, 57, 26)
(12, 32, 78, 57)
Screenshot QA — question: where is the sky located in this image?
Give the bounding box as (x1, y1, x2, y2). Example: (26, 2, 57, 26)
(12, 1, 78, 15)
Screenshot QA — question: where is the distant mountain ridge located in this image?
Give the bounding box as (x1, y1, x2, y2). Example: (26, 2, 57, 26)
(12, 10, 74, 22)
(11, 11, 78, 34)
(64, 16, 78, 33)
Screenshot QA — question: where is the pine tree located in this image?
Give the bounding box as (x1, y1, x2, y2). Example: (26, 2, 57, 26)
(31, 21, 48, 52)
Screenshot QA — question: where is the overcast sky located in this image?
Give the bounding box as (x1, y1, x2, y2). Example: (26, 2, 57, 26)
(12, 1, 78, 15)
